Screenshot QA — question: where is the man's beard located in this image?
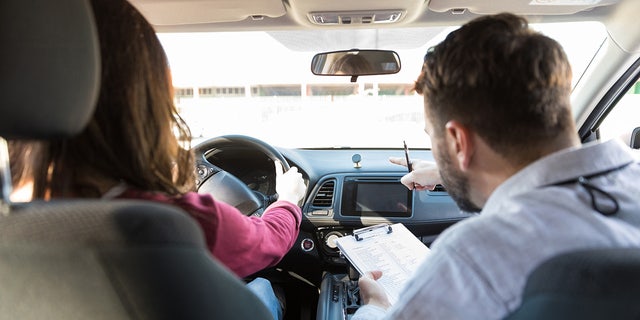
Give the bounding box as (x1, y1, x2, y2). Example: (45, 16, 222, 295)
(434, 145, 482, 213)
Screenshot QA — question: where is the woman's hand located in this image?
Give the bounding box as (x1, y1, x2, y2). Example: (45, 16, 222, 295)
(275, 160, 306, 204)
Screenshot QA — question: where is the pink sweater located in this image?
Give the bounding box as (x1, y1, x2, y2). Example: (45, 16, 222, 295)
(117, 189, 302, 277)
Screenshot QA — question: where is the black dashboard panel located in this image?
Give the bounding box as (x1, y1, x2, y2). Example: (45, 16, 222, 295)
(208, 146, 473, 273)
(304, 173, 467, 224)
(275, 148, 474, 267)
(278, 148, 472, 227)
(340, 176, 412, 218)
(207, 146, 473, 231)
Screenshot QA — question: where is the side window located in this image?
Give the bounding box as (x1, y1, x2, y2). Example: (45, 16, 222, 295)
(598, 80, 640, 148)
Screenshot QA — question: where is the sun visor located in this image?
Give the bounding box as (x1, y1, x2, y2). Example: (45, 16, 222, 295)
(129, 0, 286, 25)
(429, 0, 620, 15)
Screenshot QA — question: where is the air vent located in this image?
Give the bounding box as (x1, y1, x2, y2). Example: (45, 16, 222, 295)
(312, 180, 336, 207)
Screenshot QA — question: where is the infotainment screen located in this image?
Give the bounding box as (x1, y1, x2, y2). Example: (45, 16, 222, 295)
(341, 177, 412, 217)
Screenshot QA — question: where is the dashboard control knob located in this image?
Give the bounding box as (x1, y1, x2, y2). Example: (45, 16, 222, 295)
(325, 232, 341, 249)
(196, 165, 208, 178)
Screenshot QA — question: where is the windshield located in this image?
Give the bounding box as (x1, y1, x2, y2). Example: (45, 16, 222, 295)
(159, 22, 606, 149)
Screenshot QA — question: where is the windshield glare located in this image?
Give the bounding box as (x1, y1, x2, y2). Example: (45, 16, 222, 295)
(159, 22, 605, 149)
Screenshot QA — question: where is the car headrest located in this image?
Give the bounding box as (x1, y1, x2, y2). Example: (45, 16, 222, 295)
(0, 0, 100, 139)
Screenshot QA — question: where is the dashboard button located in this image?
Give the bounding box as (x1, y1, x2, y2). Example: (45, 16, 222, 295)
(325, 232, 342, 249)
(301, 238, 315, 252)
(311, 210, 330, 216)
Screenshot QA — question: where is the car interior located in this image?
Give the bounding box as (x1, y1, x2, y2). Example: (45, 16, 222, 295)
(0, 1, 274, 319)
(1, 0, 640, 319)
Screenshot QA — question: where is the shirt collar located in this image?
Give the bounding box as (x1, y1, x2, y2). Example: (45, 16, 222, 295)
(482, 139, 639, 215)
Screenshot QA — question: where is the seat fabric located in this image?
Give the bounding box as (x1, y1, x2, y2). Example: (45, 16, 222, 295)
(0, 200, 273, 319)
(504, 248, 640, 320)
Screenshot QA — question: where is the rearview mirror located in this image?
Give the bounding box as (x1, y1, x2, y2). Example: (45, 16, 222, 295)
(311, 49, 401, 80)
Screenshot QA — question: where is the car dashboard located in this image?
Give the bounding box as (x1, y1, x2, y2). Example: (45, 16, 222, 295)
(282, 148, 471, 230)
(209, 145, 473, 318)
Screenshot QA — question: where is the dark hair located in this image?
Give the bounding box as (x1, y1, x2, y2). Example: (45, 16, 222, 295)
(328, 53, 373, 75)
(8, 140, 40, 190)
(28, 0, 194, 198)
(415, 13, 574, 163)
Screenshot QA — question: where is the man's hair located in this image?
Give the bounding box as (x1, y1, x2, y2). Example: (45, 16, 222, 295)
(27, 0, 195, 198)
(415, 13, 574, 163)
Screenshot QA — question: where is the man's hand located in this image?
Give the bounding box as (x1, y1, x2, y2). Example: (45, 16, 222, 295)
(358, 271, 391, 310)
(389, 157, 442, 191)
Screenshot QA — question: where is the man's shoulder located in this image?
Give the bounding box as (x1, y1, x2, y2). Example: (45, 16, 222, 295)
(434, 189, 586, 249)
(431, 212, 501, 249)
(436, 181, 640, 254)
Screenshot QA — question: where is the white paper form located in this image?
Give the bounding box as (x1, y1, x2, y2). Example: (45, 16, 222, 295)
(335, 223, 430, 305)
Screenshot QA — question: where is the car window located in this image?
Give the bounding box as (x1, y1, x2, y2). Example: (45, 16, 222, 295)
(158, 21, 606, 149)
(598, 80, 640, 146)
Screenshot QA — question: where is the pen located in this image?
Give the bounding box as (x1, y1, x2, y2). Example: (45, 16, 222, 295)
(403, 140, 416, 190)
(403, 140, 413, 172)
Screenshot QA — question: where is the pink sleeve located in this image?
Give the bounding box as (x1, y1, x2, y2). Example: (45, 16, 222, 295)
(177, 193, 302, 278)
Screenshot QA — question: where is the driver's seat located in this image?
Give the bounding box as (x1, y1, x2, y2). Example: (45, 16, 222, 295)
(0, 0, 272, 319)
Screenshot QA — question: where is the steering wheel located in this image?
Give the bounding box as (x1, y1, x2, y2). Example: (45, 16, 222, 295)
(193, 135, 290, 216)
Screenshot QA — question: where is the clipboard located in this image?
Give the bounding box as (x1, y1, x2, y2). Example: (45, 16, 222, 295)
(335, 223, 430, 305)
(353, 223, 393, 241)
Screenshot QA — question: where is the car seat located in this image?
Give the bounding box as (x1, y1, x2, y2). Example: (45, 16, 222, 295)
(630, 127, 640, 149)
(504, 248, 640, 320)
(0, 1, 272, 319)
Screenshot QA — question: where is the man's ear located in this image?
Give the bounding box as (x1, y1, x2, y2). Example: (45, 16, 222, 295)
(444, 120, 474, 171)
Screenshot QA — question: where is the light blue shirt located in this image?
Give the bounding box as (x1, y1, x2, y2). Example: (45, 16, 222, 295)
(353, 139, 640, 319)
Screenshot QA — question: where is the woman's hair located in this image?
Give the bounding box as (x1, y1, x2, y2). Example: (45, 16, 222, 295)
(26, 0, 194, 198)
(8, 140, 40, 190)
(414, 13, 574, 164)
(328, 53, 374, 75)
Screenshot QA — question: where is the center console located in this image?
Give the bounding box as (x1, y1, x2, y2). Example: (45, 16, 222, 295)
(306, 173, 467, 319)
(316, 271, 363, 320)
